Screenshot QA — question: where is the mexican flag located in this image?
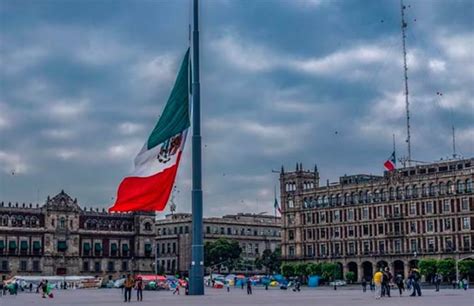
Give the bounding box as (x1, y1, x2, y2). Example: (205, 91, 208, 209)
(109, 49, 190, 212)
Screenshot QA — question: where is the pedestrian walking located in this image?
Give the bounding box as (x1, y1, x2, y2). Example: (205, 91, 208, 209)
(226, 281, 230, 292)
(246, 278, 252, 295)
(373, 269, 383, 299)
(0, 281, 3, 297)
(135, 277, 143, 301)
(462, 278, 468, 290)
(409, 268, 422, 297)
(381, 267, 392, 297)
(361, 278, 367, 292)
(434, 273, 441, 292)
(395, 274, 404, 296)
(123, 274, 134, 302)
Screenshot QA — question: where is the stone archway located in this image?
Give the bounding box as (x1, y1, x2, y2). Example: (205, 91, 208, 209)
(347, 262, 358, 282)
(393, 260, 405, 277)
(362, 261, 373, 281)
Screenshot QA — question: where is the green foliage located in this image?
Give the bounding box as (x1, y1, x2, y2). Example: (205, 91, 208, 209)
(436, 259, 456, 278)
(306, 263, 322, 276)
(295, 263, 308, 277)
(419, 259, 438, 277)
(281, 263, 295, 277)
(255, 248, 282, 274)
(459, 259, 474, 277)
(321, 263, 341, 280)
(204, 238, 242, 272)
(345, 271, 356, 283)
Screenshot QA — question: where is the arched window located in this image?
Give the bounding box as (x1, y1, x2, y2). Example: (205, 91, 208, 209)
(396, 187, 403, 200)
(389, 187, 395, 200)
(412, 184, 418, 198)
(380, 189, 387, 202)
(421, 184, 427, 197)
(439, 182, 446, 195)
(60, 217, 66, 229)
(447, 181, 453, 194)
(456, 180, 464, 193)
(466, 179, 473, 193)
(323, 196, 328, 205)
(344, 193, 350, 205)
(405, 185, 412, 199)
(2, 216, 8, 226)
(336, 194, 342, 205)
(144, 222, 152, 231)
(429, 183, 435, 196)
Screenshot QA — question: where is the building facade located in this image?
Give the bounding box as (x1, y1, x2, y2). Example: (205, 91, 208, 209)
(0, 191, 156, 281)
(280, 158, 474, 281)
(155, 213, 281, 275)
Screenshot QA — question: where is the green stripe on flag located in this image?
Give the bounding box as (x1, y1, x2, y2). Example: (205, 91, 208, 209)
(147, 49, 190, 149)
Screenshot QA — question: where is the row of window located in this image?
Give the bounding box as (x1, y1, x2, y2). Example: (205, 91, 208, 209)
(157, 225, 189, 236)
(205, 226, 280, 237)
(0, 260, 41, 272)
(286, 179, 473, 209)
(289, 217, 472, 241)
(82, 260, 129, 273)
(84, 219, 134, 231)
(0, 240, 42, 255)
(289, 198, 471, 226)
(287, 235, 473, 258)
(0, 215, 39, 227)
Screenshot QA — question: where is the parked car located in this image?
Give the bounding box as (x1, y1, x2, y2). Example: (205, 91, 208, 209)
(329, 280, 347, 286)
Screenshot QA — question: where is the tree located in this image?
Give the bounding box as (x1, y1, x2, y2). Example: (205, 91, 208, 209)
(459, 259, 474, 279)
(295, 263, 308, 277)
(437, 259, 456, 280)
(306, 263, 322, 276)
(419, 259, 438, 281)
(345, 271, 356, 283)
(255, 248, 282, 274)
(321, 263, 341, 281)
(204, 238, 242, 273)
(281, 263, 295, 277)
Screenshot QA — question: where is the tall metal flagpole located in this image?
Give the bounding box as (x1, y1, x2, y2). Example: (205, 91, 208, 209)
(189, 0, 204, 296)
(400, 0, 412, 166)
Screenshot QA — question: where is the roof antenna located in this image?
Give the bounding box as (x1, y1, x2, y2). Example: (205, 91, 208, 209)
(452, 125, 456, 159)
(400, 0, 412, 166)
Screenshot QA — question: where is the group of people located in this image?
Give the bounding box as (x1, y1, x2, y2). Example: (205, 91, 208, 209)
(371, 267, 422, 299)
(122, 274, 144, 303)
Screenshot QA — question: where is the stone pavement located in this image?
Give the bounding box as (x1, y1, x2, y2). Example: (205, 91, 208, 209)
(0, 287, 472, 306)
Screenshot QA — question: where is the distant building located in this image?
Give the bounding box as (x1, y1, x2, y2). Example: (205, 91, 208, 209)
(280, 158, 474, 281)
(0, 191, 155, 281)
(155, 213, 281, 275)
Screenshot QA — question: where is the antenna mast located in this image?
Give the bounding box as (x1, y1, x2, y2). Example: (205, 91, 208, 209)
(452, 125, 457, 158)
(400, 0, 412, 166)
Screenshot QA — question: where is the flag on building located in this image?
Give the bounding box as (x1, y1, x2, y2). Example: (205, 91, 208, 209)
(109, 49, 190, 212)
(274, 197, 282, 214)
(384, 151, 396, 171)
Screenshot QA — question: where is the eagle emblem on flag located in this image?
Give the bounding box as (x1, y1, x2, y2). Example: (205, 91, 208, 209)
(157, 133, 183, 163)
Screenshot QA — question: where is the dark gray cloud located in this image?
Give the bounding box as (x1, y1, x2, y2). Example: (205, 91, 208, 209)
(1, 0, 473, 217)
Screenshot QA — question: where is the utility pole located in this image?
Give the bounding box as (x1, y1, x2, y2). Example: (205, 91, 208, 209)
(189, 0, 204, 296)
(400, 0, 412, 166)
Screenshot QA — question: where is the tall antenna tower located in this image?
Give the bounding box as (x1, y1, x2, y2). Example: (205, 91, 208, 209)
(452, 125, 457, 159)
(400, 0, 412, 166)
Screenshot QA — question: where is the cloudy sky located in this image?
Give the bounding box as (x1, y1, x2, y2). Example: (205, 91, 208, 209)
(0, 0, 473, 217)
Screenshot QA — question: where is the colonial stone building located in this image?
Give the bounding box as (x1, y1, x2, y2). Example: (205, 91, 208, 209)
(280, 158, 474, 281)
(155, 213, 281, 275)
(0, 191, 156, 281)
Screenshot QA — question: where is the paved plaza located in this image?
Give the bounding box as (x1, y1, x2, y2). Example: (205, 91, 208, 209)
(0, 287, 473, 306)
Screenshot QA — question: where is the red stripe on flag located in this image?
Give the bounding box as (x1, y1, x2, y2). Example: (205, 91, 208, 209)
(109, 153, 182, 212)
(384, 160, 395, 171)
